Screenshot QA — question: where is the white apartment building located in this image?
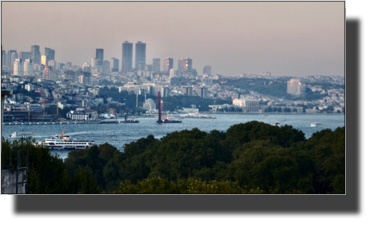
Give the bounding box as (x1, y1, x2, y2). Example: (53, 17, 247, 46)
(287, 79, 306, 95)
(13, 59, 23, 76)
(23, 59, 33, 76)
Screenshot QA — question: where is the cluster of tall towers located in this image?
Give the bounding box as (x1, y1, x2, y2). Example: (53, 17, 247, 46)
(2, 41, 212, 77)
(1, 45, 56, 76)
(121, 41, 146, 73)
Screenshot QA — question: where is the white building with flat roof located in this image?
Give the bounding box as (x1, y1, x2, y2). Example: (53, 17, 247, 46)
(13, 59, 23, 76)
(287, 79, 306, 95)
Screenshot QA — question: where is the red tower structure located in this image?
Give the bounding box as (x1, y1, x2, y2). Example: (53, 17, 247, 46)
(157, 91, 162, 123)
(156, 91, 181, 124)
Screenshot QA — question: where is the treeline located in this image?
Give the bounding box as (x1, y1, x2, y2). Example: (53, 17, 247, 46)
(1, 137, 102, 193)
(2, 121, 344, 194)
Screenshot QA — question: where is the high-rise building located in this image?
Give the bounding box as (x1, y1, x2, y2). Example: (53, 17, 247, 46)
(10, 52, 18, 72)
(13, 59, 23, 76)
(2, 50, 6, 67)
(152, 58, 160, 73)
(122, 41, 133, 73)
(43, 66, 54, 80)
(79, 72, 91, 84)
(203, 65, 212, 75)
(19, 52, 31, 61)
(65, 62, 72, 70)
(169, 69, 175, 79)
(196, 87, 208, 98)
(287, 79, 306, 95)
(7, 50, 17, 67)
(102, 60, 110, 75)
(23, 59, 33, 76)
(31, 45, 41, 65)
(91, 57, 102, 73)
(47, 60, 55, 69)
(163, 57, 173, 73)
(96, 49, 104, 63)
(45, 47, 55, 63)
(135, 41, 146, 71)
(181, 86, 193, 96)
(178, 58, 192, 72)
(41, 55, 47, 65)
(110, 58, 119, 72)
(82, 62, 91, 73)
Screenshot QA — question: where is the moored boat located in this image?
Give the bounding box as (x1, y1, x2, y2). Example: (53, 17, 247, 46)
(9, 132, 34, 138)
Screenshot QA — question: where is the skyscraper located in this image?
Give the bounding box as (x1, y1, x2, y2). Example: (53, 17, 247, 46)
(2, 50, 6, 67)
(13, 59, 23, 76)
(31, 45, 41, 65)
(203, 65, 212, 75)
(122, 41, 133, 73)
(82, 62, 91, 73)
(41, 55, 47, 65)
(23, 59, 33, 76)
(66, 62, 72, 70)
(152, 58, 160, 73)
(45, 47, 55, 63)
(7, 50, 17, 67)
(135, 41, 146, 71)
(178, 58, 192, 72)
(10, 52, 18, 72)
(102, 60, 110, 75)
(96, 49, 104, 63)
(287, 79, 306, 95)
(163, 57, 173, 73)
(19, 52, 31, 61)
(110, 58, 119, 72)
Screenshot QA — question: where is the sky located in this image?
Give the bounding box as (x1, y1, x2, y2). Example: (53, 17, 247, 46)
(1, 1, 344, 77)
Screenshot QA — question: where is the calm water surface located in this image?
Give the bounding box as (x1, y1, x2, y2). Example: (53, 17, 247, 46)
(2, 114, 344, 160)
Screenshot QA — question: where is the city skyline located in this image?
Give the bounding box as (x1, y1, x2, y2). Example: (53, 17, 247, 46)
(2, 2, 344, 76)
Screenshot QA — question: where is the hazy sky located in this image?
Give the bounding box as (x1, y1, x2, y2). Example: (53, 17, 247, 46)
(1, 2, 344, 77)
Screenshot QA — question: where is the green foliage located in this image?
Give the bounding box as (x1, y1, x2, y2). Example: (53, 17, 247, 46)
(65, 143, 114, 190)
(114, 178, 264, 194)
(2, 121, 345, 194)
(1, 137, 70, 194)
(304, 127, 345, 193)
(68, 166, 102, 194)
(225, 121, 305, 149)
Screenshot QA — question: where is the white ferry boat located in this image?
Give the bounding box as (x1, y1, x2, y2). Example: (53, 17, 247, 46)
(179, 113, 216, 119)
(274, 121, 280, 127)
(41, 129, 95, 150)
(9, 132, 34, 138)
(311, 122, 322, 127)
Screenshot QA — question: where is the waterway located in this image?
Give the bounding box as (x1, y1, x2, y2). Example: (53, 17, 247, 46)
(2, 114, 344, 160)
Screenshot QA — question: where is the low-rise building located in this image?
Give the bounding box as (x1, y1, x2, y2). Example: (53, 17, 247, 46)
(66, 108, 98, 121)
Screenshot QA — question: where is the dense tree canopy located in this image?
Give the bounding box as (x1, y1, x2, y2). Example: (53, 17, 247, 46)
(2, 121, 345, 194)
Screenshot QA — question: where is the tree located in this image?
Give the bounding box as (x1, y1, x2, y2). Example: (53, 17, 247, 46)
(2, 137, 70, 193)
